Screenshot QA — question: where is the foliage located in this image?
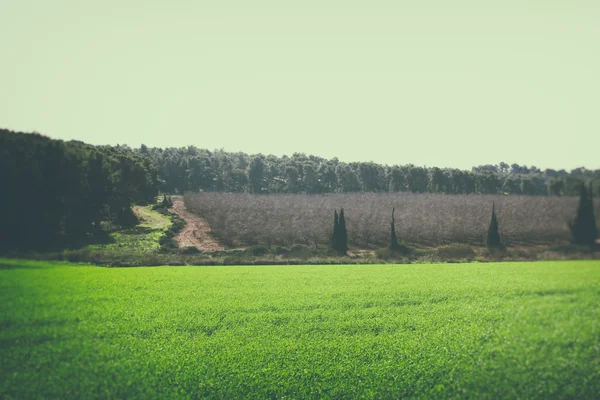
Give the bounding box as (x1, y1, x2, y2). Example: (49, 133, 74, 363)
(387, 206, 407, 252)
(287, 244, 312, 259)
(161, 194, 173, 209)
(2, 260, 600, 399)
(486, 203, 503, 249)
(158, 213, 186, 254)
(330, 209, 339, 251)
(138, 143, 600, 196)
(0, 129, 158, 251)
(274, 246, 289, 255)
(569, 183, 598, 246)
(338, 208, 348, 254)
(330, 209, 348, 255)
(248, 245, 269, 256)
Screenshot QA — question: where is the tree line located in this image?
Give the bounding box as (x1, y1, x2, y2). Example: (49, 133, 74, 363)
(2, 128, 598, 251)
(1, 129, 158, 250)
(138, 145, 600, 196)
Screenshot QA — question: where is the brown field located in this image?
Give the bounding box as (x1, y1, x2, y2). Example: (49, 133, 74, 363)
(183, 192, 600, 249)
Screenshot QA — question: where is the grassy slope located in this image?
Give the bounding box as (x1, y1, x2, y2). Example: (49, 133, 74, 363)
(87, 206, 171, 253)
(1, 260, 599, 399)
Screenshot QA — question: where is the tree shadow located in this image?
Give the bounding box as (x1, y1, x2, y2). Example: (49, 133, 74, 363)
(119, 226, 156, 236)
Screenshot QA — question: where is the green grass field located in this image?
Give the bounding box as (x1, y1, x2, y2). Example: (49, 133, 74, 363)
(1, 260, 599, 399)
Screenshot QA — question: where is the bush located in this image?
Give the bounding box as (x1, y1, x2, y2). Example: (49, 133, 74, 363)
(152, 203, 166, 211)
(178, 246, 201, 255)
(274, 246, 289, 255)
(248, 245, 269, 256)
(288, 244, 312, 259)
(158, 213, 186, 253)
(116, 207, 139, 228)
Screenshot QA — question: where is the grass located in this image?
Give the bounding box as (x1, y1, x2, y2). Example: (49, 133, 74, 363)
(1, 259, 599, 399)
(86, 205, 172, 253)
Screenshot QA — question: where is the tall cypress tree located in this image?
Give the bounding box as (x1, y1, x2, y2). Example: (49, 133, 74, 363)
(389, 207, 400, 250)
(570, 182, 598, 246)
(486, 203, 502, 249)
(338, 208, 348, 255)
(591, 183, 599, 244)
(330, 209, 339, 251)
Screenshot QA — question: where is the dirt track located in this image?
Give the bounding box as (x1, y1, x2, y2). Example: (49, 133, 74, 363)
(171, 198, 224, 251)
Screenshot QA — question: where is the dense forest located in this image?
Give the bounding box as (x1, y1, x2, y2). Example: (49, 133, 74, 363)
(0, 129, 157, 250)
(2, 128, 599, 251)
(139, 145, 600, 197)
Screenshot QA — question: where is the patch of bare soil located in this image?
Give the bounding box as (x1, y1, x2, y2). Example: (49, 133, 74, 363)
(171, 198, 224, 251)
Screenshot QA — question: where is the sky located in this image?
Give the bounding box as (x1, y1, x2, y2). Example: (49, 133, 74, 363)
(1, 0, 599, 171)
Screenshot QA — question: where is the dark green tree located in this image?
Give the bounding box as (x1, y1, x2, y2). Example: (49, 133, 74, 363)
(329, 208, 347, 255)
(162, 194, 173, 209)
(389, 207, 400, 250)
(330, 209, 339, 251)
(486, 203, 503, 249)
(0, 129, 159, 250)
(569, 183, 598, 246)
(338, 208, 348, 255)
(248, 157, 265, 194)
(388, 207, 409, 254)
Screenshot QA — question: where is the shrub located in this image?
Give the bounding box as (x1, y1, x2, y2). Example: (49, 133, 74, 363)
(288, 244, 312, 259)
(248, 245, 269, 256)
(152, 203, 166, 211)
(116, 207, 139, 228)
(158, 212, 186, 253)
(274, 246, 289, 255)
(178, 246, 201, 255)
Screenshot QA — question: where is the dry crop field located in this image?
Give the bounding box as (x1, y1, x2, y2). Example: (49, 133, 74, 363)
(184, 192, 600, 248)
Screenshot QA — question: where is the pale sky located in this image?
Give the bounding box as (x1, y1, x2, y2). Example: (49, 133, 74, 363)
(1, 1, 599, 170)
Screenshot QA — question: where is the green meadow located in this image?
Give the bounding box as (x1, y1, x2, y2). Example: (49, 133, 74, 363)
(1, 260, 599, 399)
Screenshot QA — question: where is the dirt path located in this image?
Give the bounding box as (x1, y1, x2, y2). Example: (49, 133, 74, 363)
(171, 197, 224, 251)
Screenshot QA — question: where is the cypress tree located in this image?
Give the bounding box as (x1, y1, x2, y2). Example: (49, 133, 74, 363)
(338, 208, 348, 255)
(591, 183, 599, 244)
(389, 207, 400, 250)
(330, 209, 339, 251)
(486, 203, 502, 249)
(570, 182, 598, 246)
(162, 194, 170, 209)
